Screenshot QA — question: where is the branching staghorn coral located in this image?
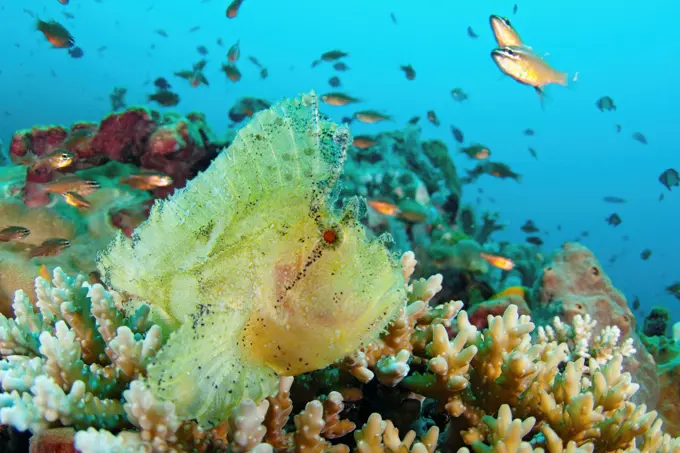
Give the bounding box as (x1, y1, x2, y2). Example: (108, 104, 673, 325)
(0, 268, 161, 434)
(0, 252, 679, 452)
(336, 253, 680, 452)
(536, 314, 636, 364)
(96, 91, 407, 428)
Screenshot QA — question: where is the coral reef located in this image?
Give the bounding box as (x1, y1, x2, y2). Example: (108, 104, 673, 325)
(1, 92, 679, 452)
(339, 125, 514, 305)
(0, 106, 226, 318)
(2, 254, 679, 452)
(340, 125, 460, 254)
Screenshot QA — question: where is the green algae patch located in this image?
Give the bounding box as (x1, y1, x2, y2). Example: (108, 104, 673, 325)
(96, 92, 406, 427)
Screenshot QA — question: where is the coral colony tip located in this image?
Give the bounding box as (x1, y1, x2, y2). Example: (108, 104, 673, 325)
(96, 91, 407, 427)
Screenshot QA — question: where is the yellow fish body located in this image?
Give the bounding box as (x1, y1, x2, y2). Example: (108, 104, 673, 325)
(490, 286, 526, 300)
(97, 92, 406, 428)
(489, 15, 523, 47)
(491, 46, 568, 99)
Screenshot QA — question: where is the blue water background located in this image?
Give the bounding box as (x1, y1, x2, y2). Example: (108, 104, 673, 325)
(1, 0, 678, 327)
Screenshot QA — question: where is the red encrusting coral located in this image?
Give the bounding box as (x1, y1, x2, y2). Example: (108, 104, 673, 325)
(7, 106, 224, 222)
(89, 108, 157, 162)
(28, 428, 76, 453)
(9, 126, 69, 158)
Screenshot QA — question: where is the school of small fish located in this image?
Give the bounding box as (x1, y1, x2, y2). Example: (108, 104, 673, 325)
(4, 2, 676, 300)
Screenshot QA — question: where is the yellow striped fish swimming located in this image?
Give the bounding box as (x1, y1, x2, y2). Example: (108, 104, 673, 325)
(491, 46, 568, 103)
(489, 15, 523, 47)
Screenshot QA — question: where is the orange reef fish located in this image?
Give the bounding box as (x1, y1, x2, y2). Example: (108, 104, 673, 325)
(39, 264, 52, 281)
(221, 63, 242, 82)
(175, 60, 209, 87)
(120, 172, 173, 191)
(367, 200, 400, 216)
(226, 0, 244, 18)
(490, 286, 526, 300)
(367, 200, 428, 224)
(320, 92, 361, 106)
(43, 176, 100, 196)
(36, 19, 74, 48)
(62, 191, 91, 209)
(352, 135, 378, 149)
(491, 46, 568, 103)
(228, 40, 241, 63)
(427, 110, 440, 126)
(480, 252, 515, 271)
(353, 110, 391, 123)
(18, 149, 73, 171)
(460, 144, 491, 160)
(29, 238, 71, 259)
(0, 226, 31, 242)
(489, 15, 523, 47)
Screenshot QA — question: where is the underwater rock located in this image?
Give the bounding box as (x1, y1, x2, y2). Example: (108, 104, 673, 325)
(531, 242, 659, 409)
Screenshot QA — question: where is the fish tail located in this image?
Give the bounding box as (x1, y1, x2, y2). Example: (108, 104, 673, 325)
(558, 70, 570, 86)
(561, 71, 580, 94)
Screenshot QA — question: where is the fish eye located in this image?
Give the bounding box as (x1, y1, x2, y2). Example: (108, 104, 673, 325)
(503, 18, 511, 25)
(591, 266, 600, 277)
(504, 48, 516, 56)
(321, 227, 340, 246)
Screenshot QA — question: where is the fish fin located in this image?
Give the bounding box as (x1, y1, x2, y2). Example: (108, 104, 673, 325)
(174, 70, 193, 79)
(34, 17, 47, 31)
(562, 71, 579, 91)
(535, 87, 547, 111)
(97, 92, 349, 317)
(146, 306, 278, 427)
